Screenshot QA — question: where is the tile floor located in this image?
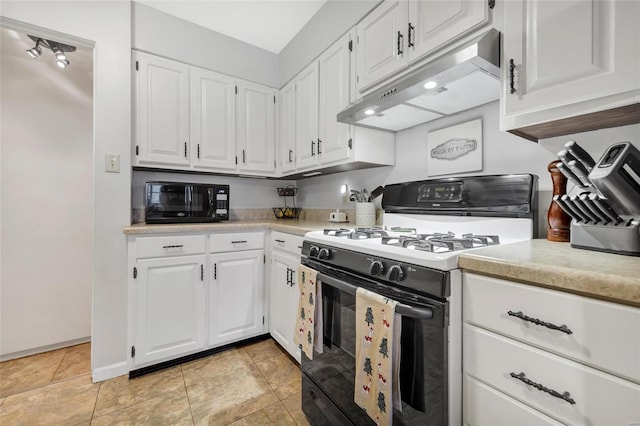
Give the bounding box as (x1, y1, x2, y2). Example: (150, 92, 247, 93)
(0, 339, 311, 425)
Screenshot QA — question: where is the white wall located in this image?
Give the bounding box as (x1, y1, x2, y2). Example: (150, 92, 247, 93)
(1, 1, 132, 379)
(0, 39, 93, 357)
(278, 0, 380, 87)
(132, 2, 279, 87)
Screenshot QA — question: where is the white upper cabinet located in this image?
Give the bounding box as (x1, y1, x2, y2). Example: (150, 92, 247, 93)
(295, 61, 320, 170)
(408, 0, 489, 61)
(356, 0, 490, 96)
(133, 51, 276, 175)
(318, 31, 354, 166)
(134, 51, 190, 166)
(190, 67, 237, 170)
(355, 0, 409, 94)
(237, 81, 276, 174)
(278, 79, 297, 173)
(501, 0, 640, 136)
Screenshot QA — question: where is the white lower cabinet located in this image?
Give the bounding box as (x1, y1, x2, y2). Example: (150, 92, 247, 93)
(269, 231, 303, 362)
(129, 231, 266, 370)
(134, 255, 207, 366)
(463, 272, 640, 426)
(209, 250, 265, 346)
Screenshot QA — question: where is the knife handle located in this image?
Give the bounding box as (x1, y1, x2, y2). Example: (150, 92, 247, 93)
(556, 161, 585, 188)
(570, 195, 598, 223)
(561, 195, 589, 222)
(589, 194, 623, 225)
(553, 195, 580, 223)
(578, 194, 606, 224)
(566, 160, 592, 187)
(565, 140, 595, 171)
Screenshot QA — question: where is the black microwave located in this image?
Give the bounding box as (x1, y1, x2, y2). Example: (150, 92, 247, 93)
(145, 182, 229, 224)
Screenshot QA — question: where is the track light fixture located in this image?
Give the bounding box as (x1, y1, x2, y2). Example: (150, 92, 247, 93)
(25, 35, 76, 69)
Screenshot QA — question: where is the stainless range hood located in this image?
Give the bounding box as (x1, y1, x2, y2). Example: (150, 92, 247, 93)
(338, 29, 501, 132)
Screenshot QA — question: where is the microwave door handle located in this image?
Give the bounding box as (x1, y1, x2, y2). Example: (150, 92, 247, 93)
(316, 273, 433, 320)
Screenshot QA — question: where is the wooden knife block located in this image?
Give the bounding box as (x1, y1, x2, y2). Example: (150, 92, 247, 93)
(547, 160, 571, 242)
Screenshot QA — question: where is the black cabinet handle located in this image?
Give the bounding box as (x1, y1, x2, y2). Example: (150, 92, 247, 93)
(214, 263, 217, 279)
(275, 239, 285, 243)
(317, 138, 322, 154)
(509, 59, 516, 94)
(311, 140, 315, 156)
(408, 23, 415, 48)
(184, 142, 188, 158)
(231, 240, 248, 244)
(200, 264, 204, 281)
(507, 310, 573, 335)
(288, 149, 293, 163)
(197, 143, 200, 159)
(242, 149, 246, 163)
(162, 244, 184, 249)
(397, 31, 404, 55)
(510, 372, 576, 405)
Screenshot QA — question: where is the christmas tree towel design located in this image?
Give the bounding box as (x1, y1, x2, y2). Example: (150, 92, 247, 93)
(354, 288, 398, 426)
(293, 265, 318, 360)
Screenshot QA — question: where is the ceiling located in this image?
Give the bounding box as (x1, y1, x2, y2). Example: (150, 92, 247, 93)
(135, 0, 328, 54)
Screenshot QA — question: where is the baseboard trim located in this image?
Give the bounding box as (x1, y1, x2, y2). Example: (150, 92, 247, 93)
(0, 337, 91, 362)
(92, 361, 128, 382)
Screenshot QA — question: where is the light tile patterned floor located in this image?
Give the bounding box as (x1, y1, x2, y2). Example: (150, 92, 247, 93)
(0, 339, 311, 425)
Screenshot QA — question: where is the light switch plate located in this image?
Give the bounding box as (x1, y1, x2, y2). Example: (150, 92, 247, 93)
(105, 154, 120, 173)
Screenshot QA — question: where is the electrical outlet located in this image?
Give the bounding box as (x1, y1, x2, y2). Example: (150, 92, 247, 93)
(105, 154, 120, 173)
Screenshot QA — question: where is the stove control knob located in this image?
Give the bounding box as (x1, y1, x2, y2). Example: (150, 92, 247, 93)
(387, 265, 404, 282)
(369, 261, 384, 276)
(318, 248, 331, 260)
(309, 246, 320, 258)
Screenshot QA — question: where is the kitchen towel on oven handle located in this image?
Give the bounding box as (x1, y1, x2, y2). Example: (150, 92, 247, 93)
(354, 287, 401, 426)
(294, 265, 323, 359)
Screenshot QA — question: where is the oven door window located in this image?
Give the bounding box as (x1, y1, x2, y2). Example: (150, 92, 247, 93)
(302, 278, 448, 425)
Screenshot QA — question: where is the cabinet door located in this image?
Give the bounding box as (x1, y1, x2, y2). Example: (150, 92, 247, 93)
(355, 0, 409, 94)
(502, 0, 640, 117)
(295, 62, 320, 170)
(190, 67, 237, 170)
(318, 31, 353, 166)
(134, 51, 190, 166)
(237, 82, 276, 173)
(134, 255, 206, 366)
(209, 250, 265, 346)
(269, 252, 301, 363)
(408, 0, 488, 61)
(279, 79, 297, 173)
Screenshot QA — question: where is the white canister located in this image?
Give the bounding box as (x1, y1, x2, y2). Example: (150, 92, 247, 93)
(355, 202, 376, 227)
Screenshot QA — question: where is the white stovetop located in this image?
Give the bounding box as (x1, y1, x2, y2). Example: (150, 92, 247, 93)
(303, 213, 535, 271)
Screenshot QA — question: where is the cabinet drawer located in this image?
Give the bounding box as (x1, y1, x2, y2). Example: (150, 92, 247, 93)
(464, 376, 563, 426)
(135, 235, 206, 258)
(210, 232, 264, 253)
(270, 231, 303, 255)
(464, 324, 640, 426)
(463, 273, 640, 382)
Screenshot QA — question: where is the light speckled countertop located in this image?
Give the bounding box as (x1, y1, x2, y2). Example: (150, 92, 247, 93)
(459, 239, 640, 307)
(122, 219, 351, 237)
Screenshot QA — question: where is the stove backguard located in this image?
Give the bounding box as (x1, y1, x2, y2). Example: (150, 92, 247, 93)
(382, 174, 538, 235)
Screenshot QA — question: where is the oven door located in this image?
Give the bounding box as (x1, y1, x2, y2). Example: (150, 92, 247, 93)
(301, 260, 448, 426)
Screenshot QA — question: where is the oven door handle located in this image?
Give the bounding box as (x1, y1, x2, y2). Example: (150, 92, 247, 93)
(316, 272, 434, 320)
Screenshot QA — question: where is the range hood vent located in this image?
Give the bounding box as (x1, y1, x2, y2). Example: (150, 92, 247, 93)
(338, 29, 501, 132)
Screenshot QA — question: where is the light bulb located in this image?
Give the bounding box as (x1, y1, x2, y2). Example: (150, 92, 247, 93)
(423, 81, 437, 89)
(364, 109, 375, 115)
(26, 46, 42, 59)
(56, 58, 70, 69)
(52, 46, 66, 61)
